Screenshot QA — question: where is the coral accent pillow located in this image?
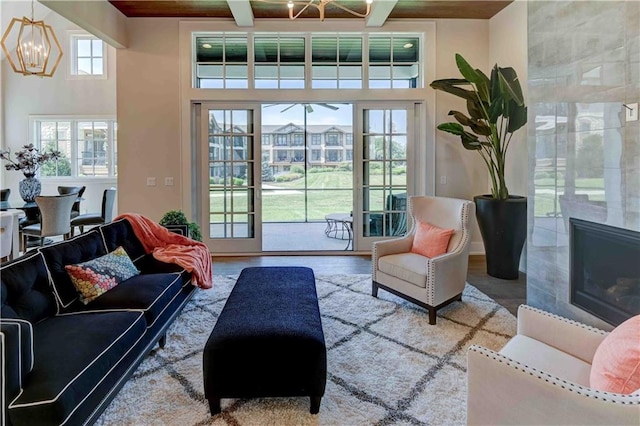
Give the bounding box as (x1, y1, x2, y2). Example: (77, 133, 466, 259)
(410, 221, 454, 258)
(590, 315, 640, 394)
(65, 246, 140, 305)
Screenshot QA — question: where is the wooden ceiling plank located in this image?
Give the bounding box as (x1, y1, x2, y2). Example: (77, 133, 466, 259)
(227, 0, 254, 27)
(366, 0, 398, 27)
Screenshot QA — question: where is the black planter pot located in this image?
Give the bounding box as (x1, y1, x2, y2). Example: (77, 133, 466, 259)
(474, 195, 527, 280)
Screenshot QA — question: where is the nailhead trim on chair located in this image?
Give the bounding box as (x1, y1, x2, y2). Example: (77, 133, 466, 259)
(518, 305, 609, 335)
(425, 199, 473, 306)
(468, 345, 640, 404)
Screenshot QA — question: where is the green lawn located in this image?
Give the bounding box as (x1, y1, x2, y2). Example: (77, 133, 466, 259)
(209, 170, 407, 222)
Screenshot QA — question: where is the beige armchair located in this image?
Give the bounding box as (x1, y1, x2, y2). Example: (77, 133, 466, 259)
(468, 305, 640, 425)
(372, 196, 475, 324)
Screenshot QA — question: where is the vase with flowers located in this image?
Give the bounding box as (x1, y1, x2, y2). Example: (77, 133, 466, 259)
(0, 144, 62, 202)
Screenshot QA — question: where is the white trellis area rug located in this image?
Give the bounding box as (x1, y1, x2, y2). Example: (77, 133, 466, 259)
(95, 274, 516, 425)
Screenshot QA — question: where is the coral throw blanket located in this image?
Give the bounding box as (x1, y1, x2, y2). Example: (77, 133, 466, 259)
(115, 213, 212, 289)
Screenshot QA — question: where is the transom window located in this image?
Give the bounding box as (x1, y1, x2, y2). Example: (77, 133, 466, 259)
(70, 33, 106, 77)
(194, 33, 421, 89)
(32, 118, 117, 177)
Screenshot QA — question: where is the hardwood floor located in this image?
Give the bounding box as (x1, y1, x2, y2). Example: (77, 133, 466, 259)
(213, 254, 526, 316)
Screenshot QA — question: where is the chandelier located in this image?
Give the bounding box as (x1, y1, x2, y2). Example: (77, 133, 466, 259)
(259, 0, 373, 21)
(1, 0, 63, 77)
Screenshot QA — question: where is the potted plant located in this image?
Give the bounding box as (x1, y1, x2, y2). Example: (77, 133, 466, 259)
(0, 143, 62, 202)
(430, 54, 527, 279)
(159, 210, 203, 242)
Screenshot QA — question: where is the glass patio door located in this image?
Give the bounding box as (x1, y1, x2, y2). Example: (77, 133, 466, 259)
(354, 102, 416, 251)
(200, 103, 262, 253)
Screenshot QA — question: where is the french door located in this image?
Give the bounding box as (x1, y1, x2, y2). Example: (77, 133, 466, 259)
(199, 103, 262, 252)
(353, 102, 418, 251)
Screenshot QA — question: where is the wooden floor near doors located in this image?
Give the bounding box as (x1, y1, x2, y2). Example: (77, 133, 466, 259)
(213, 255, 526, 316)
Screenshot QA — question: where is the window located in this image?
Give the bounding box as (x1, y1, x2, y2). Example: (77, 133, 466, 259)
(311, 37, 362, 89)
(311, 134, 322, 145)
(292, 133, 304, 146)
(325, 133, 342, 146)
(275, 134, 288, 146)
(70, 33, 105, 77)
(262, 135, 271, 145)
(369, 36, 419, 88)
(255, 37, 305, 89)
(193, 33, 421, 89)
(326, 150, 342, 162)
(196, 36, 248, 88)
(346, 133, 353, 145)
(33, 118, 117, 177)
(311, 149, 322, 161)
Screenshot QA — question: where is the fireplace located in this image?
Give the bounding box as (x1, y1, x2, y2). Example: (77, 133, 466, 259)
(570, 218, 640, 326)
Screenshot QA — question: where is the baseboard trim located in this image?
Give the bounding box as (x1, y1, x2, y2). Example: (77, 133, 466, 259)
(470, 242, 485, 256)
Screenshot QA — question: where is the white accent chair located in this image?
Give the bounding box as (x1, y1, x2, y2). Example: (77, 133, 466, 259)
(467, 305, 640, 425)
(372, 196, 475, 324)
(21, 193, 76, 251)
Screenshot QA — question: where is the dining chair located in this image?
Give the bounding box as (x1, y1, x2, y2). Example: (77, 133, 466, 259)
(57, 185, 86, 218)
(0, 188, 10, 201)
(21, 193, 77, 251)
(0, 211, 14, 262)
(70, 188, 116, 236)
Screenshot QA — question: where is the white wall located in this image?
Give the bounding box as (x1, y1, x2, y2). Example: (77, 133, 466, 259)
(489, 0, 528, 199)
(433, 19, 490, 253)
(489, 0, 528, 269)
(1, 1, 117, 214)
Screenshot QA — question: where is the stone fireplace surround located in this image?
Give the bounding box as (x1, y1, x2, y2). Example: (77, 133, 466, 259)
(526, 1, 639, 330)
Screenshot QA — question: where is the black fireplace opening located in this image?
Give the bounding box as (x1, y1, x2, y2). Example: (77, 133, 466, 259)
(570, 218, 640, 326)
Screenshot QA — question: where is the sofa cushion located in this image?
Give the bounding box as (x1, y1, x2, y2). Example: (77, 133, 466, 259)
(73, 272, 186, 328)
(590, 315, 640, 394)
(500, 334, 592, 387)
(66, 246, 140, 304)
(7, 310, 146, 426)
(0, 251, 57, 322)
(378, 253, 428, 288)
(0, 319, 34, 401)
(39, 230, 107, 309)
(99, 218, 147, 263)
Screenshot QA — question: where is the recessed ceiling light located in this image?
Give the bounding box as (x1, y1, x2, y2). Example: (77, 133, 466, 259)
(202, 43, 212, 49)
(403, 43, 413, 49)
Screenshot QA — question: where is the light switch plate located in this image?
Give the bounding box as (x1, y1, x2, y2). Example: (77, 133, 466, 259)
(626, 103, 638, 122)
(165, 177, 174, 186)
(146, 177, 156, 186)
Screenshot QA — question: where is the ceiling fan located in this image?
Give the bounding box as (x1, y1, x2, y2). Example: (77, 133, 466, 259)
(264, 102, 341, 113)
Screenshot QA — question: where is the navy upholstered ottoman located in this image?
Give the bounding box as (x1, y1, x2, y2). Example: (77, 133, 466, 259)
(203, 266, 327, 415)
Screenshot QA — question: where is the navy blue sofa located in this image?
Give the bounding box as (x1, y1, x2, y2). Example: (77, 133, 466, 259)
(0, 218, 198, 426)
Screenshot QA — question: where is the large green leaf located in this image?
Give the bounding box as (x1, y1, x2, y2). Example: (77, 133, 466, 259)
(490, 65, 501, 102)
(507, 103, 527, 133)
(497, 67, 524, 106)
(474, 69, 491, 102)
(430, 79, 476, 102)
(489, 98, 503, 124)
(455, 54, 482, 85)
(466, 99, 485, 120)
(437, 122, 482, 151)
(449, 110, 492, 136)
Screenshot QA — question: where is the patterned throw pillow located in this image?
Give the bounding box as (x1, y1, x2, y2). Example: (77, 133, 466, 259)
(65, 246, 140, 304)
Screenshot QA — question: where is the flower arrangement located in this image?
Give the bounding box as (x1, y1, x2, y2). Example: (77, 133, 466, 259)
(0, 143, 62, 177)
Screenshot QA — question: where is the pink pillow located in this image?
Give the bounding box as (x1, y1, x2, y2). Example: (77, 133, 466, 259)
(590, 315, 640, 394)
(410, 221, 454, 258)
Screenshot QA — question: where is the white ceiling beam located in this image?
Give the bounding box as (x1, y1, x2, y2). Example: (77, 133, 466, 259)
(365, 0, 398, 27)
(226, 0, 254, 27)
(39, 0, 128, 48)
